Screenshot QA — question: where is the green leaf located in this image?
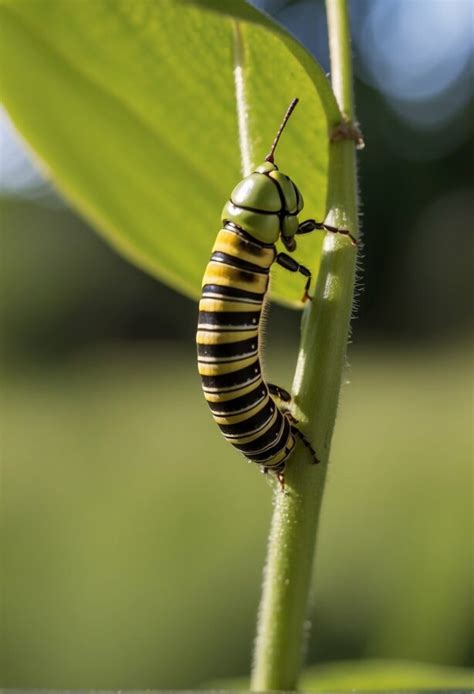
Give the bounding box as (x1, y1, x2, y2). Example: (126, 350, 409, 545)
(208, 659, 474, 691)
(0, 0, 340, 306)
(301, 659, 474, 691)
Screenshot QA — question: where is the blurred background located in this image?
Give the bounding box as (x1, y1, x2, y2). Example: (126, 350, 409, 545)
(1, 0, 473, 688)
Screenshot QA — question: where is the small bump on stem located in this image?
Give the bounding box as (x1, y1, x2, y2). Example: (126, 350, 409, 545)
(330, 120, 365, 149)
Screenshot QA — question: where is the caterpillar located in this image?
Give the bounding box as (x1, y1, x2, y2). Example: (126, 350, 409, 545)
(197, 99, 356, 488)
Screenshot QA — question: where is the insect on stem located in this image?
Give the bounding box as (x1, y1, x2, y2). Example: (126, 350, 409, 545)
(265, 98, 299, 163)
(198, 94, 334, 489)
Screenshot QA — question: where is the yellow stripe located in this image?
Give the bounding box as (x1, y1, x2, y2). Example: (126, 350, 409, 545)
(212, 396, 269, 425)
(225, 409, 278, 445)
(204, 380, 263, 403)
(198, 351, 258, 365)
(197, 329, 258, 345)
(243, 419, 292, 458)
(202, 262, 269, 294)
(259, 444, 292, 468)
(199, 298, 260, 313)
(213, 229, 275, 267)
(264, 423, 296, 459)
(198, 356, 258, 377)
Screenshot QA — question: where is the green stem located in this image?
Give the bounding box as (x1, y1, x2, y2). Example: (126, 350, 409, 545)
(326, 0, 355, 119)
(250, 0, 359, 690)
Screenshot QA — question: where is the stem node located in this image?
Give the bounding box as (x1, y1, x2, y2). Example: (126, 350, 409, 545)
(330, 119, 365, 149)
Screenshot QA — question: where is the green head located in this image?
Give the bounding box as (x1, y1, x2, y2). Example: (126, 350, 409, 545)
(222, 99, 304, 249)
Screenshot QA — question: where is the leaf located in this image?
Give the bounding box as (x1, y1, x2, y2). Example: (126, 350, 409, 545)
(301, 659, 474, 691)
(207, 659, 474, 691)
(0, 0, 340, 306)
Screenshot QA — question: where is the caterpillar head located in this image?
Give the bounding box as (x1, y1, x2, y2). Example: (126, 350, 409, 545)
(221, 98, 303, 249)
(221, 161, 304, 247)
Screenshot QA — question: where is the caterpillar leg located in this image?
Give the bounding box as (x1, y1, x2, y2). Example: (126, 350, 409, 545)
(282, 409, 299, 425)
(297, 219, 357, 246)
(268, 384, 298, 423)
(262, 465, 286, 492)
(267, 383, 292, 403)
(291, 425, 320, 465)
(276, 252, 312, 303)
(276, 470, 286, 492)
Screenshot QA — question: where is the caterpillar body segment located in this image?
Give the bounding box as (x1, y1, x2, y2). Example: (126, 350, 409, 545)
(197, 99, 355, 485)
(198, 224, 298, 477)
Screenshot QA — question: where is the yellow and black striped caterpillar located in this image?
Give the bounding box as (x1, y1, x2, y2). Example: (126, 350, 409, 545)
(197, 99, 356, 487)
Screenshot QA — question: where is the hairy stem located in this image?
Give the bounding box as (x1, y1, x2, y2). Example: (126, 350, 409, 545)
(233, 20, 252, 176)
(251, 0, 360, 689)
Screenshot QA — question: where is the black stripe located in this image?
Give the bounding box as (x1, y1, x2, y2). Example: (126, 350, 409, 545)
(266, 174, 298, 217)
(234, 410, 286, 454)
(198, 327, 258, 336)
(207, 384, 267, 416)
(199, 353, 257, 365)
(211, 251, 269, 275)
(266, 173, 287, 212)
(293, 182, 301, 211)
(223, 222, 275, 249)
(198, 352, 257, 365)
(197, 336, 258, 359)
(230, 199, 281, 216)
(219, 400, 275, 438)
(249, 419, 291, 462)
(202, 284, 265, 303)
(201, 360, 261, 391)
(198, 310, 260, 328)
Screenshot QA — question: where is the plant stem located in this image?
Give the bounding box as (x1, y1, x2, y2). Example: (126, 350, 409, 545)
(326, 0, 355, 119)
(250, 0, 359, 690)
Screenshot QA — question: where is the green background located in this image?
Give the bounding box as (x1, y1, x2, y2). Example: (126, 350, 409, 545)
(1, 0, 473, 689)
